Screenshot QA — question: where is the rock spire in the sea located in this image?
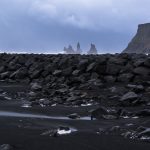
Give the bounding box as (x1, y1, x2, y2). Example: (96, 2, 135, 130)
(76, 42, 82, 54)
(64, 45, 75, 54)
(87, 44, 98, 55)
(64, 43, 82, 54)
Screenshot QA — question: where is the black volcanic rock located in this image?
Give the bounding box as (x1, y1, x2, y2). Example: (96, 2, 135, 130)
(68, 113, 80, 119)
(0, 144, 14, 150)
(123, 23, 150, 54)
(133, 67, 150, 76)
(91, 107, 118, 120)
(0, 53, 149, 107)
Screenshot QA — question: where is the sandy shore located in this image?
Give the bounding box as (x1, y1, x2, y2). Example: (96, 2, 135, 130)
(0, 102, 150, 150)
(0, 81, 149, 150)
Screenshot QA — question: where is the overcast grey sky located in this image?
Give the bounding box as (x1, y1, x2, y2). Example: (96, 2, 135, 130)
(0, 0, 150, 53)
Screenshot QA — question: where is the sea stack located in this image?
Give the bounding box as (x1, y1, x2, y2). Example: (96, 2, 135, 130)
(87, 44, 98, 54)
(123, 23, 150, 54)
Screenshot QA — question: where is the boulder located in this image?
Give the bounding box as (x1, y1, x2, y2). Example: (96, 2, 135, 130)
(109, 126, 121, 132)
(126, 84, 144, 92)
(86, 62, 96, 72)
(90, 72, 99, 79)
(91, 107, 118, 120)
(104, 75, 116, 83)
(133, 67, 150, 76)
(108, 57, 126, 65)
(66, 96, 79, 102)
(117, 73, 134, 82)
(0, 144, 13, 150)
(79, 79, 103, 90)
(10, 67, 28, 79)
(135, 109, 150, 117)
(41, 129, 58, 137)
(53, 70, 62, 76)
(8, 62, 21, 71)
(62, 67, 73, 76)
(68, 113, 80, 119)
(120, 63, 134, 73)
(136, 127, 150, 141)
(109, 86, 128, 95)
(0, 72, 10, 79)
(0, 66, 5, 73)
(78, 59, 89, 71)
(146, 87, 150, 92)
(72, 70, 80, 76)
(120, 92, 138, 101)
(144, 58, 150, 67)
(95, 65, 106, 75)
(30, 70, 42, 79)
(30, 83, 42, 91)
(38, 98, 50, 106)
(133, 75, 150, 83)
(134, 59, 145, 67)
(106, 64, 122, 75)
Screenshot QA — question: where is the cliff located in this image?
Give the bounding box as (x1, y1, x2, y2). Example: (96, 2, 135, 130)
(123, 23, 150, 54)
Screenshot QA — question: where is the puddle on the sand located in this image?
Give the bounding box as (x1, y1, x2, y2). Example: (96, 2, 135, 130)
(0, 111, 93, 121)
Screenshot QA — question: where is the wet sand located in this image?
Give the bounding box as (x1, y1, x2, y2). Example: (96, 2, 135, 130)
(0, 83, 150, 150)
(0, 104, 150, 150)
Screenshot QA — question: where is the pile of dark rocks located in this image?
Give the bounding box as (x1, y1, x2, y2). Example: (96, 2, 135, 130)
(0, 53, 149, 107)
(97, 120, 150, 142)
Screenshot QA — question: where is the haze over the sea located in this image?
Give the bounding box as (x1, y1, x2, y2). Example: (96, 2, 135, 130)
(0, 0, 150, 53)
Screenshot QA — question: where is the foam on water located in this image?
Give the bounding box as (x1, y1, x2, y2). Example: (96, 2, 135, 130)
(0, 111, 92, 120)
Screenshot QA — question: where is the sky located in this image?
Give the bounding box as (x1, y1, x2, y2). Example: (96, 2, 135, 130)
(0, 0, 150, 54)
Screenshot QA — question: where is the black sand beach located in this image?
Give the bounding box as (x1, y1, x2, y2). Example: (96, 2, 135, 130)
(0, 82, 149, 150)
(0, 54, 149, 150)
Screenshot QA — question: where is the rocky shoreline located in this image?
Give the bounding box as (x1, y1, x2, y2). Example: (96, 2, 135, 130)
(0, 53, 149, 105)
(0, 53, 149, 150)
(0, 53, 149, 83)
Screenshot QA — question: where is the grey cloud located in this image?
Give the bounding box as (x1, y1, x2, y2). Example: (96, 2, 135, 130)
(0, 0, 150, 53)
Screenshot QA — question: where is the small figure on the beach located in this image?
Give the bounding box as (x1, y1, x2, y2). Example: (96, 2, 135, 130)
(91, 114, 94, 120)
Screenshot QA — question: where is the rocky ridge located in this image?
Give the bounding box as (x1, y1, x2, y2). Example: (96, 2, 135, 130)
(0, 53, 149, 84)
(0, 53, 149, 107)
(123, 23, 150, 54)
